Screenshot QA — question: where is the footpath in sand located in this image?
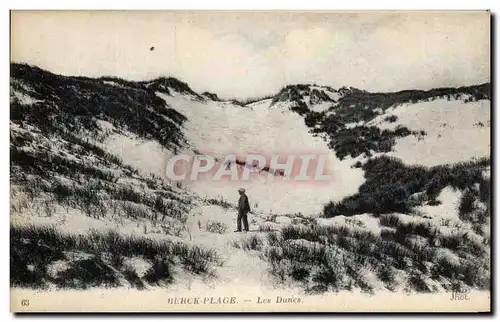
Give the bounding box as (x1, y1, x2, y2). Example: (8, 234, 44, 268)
(179, 203, 278, 291)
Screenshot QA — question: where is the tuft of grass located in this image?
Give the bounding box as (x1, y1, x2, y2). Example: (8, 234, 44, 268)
(377, 265, 396, 286)
(384, 115, 398, 123)
(54, 258, 119, 289)
(379, 214, 401, 227)
(205, 220, 228, 234)
(205, 197, 234, 209)
(241, 235, 263, 251)
(459, 189, 476, 218)
(143, 258, 172, 285)
(427, 199, 442, 206)
(121, 264, 145, 290)
(258, 224, 274, 232)
(457, 183, 490, 226)
(407, 272, 432, 293)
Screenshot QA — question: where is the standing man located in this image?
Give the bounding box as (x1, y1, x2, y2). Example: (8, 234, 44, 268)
(235, 188, 251, 232)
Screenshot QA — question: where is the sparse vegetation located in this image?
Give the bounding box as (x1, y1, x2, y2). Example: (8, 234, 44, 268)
(265, 214, 278, 223)
(10, 64, 194, 233)
(11, 173, 189, 224)
(457, 187, 489, 230)
(328, 125, 423, 159)
(201, 91, 219, 101)
(332, 84, 490, 112)
(378, 214, 401, 227)
(272, 83, 490, 159)
(11, 64, 187, 149)
(258, 224, 274, 232)
(427, 199, 442, 206)
(323, 156, 490, 217)
(205, 220, 228, 234)
(259, 222, 489, 293)
(10, 76, 191, 225)
(10, 225, 222, 289)
(240, 235, 264, 251)
(9, 64, 213, 291)
(384, 115, 398, 123)
(204, 197, 234, 209)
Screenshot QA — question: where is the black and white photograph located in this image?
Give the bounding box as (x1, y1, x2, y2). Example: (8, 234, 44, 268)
(9, 10, 491, 312)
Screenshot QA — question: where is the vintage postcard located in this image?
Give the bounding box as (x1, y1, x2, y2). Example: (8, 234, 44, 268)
(10, 10, 491, 312)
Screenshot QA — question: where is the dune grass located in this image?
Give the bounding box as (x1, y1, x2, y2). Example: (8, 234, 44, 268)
(260, 222, 489, 294)
(10, 225, 222, 289)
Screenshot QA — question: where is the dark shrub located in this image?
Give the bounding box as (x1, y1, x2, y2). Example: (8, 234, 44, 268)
(384, 115, 398, 123)
(459, 189, 476, 219)
(144, 259, 172, 285)
(323, 156, 489, 217)
(54, 258, 119, 289)
(122, 265, 145, 289)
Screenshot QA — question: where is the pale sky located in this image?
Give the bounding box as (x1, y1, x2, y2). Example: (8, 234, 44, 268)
(11, 10, 490, 99)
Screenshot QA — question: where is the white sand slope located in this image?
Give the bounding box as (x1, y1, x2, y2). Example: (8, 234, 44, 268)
(158, 92, 365, 215)
(367, 98, 490, 166)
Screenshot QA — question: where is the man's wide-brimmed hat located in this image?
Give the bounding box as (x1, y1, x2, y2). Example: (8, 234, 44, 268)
(238, 188, 245, 192)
